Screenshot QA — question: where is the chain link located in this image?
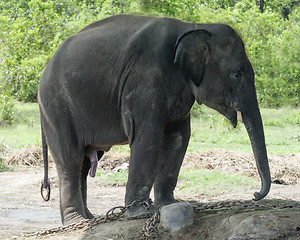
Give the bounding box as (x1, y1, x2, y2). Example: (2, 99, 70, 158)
(22, 199, 300, 238)
(142, 209, 161, 240)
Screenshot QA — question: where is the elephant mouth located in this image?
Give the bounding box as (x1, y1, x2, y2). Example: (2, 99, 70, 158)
(208, 105, 243, 128)
(225, 110, 243, 128)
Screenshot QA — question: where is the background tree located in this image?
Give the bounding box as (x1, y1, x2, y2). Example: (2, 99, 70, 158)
(0, 0, 299, 125)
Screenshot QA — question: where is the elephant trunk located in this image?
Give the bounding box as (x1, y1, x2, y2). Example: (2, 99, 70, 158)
(241, 102, 271, 201)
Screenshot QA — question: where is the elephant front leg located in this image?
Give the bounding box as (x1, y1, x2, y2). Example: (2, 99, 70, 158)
(154, 118, 191, 207)
(124, 127, 163, 217)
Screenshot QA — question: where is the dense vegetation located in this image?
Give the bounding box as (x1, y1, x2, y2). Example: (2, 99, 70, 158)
(0, 0, 299, 125)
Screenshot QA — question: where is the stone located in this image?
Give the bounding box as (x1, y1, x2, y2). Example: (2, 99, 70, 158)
(159, 202, 195, 233)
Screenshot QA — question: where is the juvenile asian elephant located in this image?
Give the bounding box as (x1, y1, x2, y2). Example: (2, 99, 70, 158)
(39, 15, 271, 225)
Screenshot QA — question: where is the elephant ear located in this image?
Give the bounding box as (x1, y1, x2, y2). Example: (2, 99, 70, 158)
(174, 29, 211, 87)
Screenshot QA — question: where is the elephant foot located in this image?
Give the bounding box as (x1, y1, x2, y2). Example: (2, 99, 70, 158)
(85, 210, 94, 219)
(124, 203, 156, 219)
(63, 212, 87, 226)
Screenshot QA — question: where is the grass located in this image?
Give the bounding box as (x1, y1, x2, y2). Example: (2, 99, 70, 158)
(93, 168, 258, 198)
(0, 102, 41, 148)
(95, 170, 128, 186)
(188, 105, 300, 155)
(0, 102, 299, 155)
(177, 168, 258, 197)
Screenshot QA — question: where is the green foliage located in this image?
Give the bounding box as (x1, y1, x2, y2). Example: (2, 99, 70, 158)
(264, 111, 300, 126)
(190, 103, 203, 117)
(0, 158, 7, 172)
(0, 0, 299, 106)
(241, 7, 300, 107)
(0, 142, 9, 171)
(0, 102, 41, 148)
(0, 94, 16, 126)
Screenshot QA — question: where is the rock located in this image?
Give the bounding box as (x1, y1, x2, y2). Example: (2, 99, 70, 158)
(159, 202, 195, 233)
(226, 210, 300, 240)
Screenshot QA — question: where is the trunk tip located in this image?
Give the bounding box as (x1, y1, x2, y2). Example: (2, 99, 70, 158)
(253, 190, 269, 201)
(253, 175, 271, 201)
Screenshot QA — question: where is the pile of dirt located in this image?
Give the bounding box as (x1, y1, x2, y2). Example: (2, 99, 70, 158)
(82, 207, 300, 240)
(5, 146, 300, 184)
(184, 150, 258, 177)
(269, 154, 300, 184)
(99, 154, 129, 171)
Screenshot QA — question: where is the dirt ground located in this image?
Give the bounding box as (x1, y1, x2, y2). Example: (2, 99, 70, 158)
(1, 149, 300, 239)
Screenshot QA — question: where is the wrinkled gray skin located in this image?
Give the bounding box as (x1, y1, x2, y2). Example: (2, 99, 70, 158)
(39, 15, 271, 225)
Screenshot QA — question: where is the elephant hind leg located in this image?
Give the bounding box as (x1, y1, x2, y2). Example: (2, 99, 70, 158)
(81, 151, 104, 219)
(56, 164, 87, 225)
(50, 141, 88, 224)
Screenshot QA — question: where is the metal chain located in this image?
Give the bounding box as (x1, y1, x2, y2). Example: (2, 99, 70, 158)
(191, 200, 300, 211)
(22, 198, 153, 238)
(23, 216, 107, 237)
(142, 209, 161, 240)
(22, 199, 300, 238)
(105, 198, 153, 220)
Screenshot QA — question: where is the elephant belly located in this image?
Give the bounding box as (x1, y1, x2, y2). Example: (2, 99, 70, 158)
(84, 123, 129, 149)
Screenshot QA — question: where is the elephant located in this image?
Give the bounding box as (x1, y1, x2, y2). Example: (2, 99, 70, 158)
(38, 14, 271, 225)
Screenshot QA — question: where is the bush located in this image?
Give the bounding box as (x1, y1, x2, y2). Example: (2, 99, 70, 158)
(0, 94, 15, 126)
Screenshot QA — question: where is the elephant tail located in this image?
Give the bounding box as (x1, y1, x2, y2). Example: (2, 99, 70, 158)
(41, 126, 51, 201)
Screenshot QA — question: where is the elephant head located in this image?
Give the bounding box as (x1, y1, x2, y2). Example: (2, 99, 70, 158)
(174, 25, 271, 200)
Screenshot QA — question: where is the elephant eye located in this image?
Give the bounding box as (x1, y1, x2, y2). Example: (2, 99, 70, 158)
(230, 70, 242, 81)
(234, 70, 242, 79)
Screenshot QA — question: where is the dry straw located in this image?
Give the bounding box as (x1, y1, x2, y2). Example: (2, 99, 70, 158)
(4, 146, 300, 184)
(184, 150, 300, 184)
